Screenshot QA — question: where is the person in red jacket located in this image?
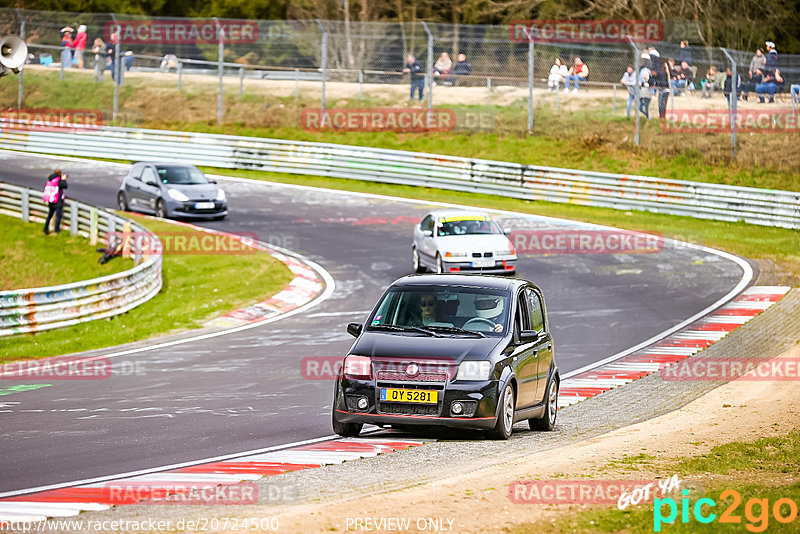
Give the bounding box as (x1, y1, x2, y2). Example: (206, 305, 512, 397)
(73, 25, 88, 69)
(43, 169, 69, 235)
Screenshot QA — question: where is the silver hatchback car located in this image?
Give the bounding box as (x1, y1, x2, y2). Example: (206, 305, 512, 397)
(117, 162, 228, 220)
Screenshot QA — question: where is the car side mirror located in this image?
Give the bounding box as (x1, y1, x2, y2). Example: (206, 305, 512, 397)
(347, 322, 363, 337)
(503, 228, 512, 235)
(519, 330, 540, 343)
(422, 230, 433, 237)
(208, 179, 217, 184)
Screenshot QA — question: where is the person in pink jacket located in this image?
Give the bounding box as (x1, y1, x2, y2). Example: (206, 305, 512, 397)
(73, 25, 88, 69)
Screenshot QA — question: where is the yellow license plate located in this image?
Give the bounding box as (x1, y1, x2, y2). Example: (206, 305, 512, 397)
(380, 388, 438, 404)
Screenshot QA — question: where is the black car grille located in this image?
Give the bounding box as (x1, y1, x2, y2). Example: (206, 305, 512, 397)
(375, 371, 447, 382)
(378, 403, 440, 416)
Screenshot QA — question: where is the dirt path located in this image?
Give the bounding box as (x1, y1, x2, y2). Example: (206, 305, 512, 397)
(265, 343, 800, 533)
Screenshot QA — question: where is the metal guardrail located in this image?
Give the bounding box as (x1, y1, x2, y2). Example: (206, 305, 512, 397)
(0, 181, 162, 337)
(0, 123, 798, 229)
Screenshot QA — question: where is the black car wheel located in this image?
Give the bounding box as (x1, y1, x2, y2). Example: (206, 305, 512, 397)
(117, 192, 128, 211)
(331, 380, 363, 437)
(155, 199, 167, 219)
(488, 383, 515, 440)
(529, 377, 558, 431)
(412, 247, 425, 273)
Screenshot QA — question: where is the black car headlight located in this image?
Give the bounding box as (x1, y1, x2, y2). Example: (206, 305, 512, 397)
(456, 361, 492, 381)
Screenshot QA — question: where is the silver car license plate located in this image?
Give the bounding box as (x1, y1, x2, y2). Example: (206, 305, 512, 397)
(195, 202, 214, 209)
(471, 259, 494, 268)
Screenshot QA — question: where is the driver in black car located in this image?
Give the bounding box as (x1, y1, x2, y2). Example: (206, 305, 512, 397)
(409, 293, 438, 327)
(474, 296, 505, 333)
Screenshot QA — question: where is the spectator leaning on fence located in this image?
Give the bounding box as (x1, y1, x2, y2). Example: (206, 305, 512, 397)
(620, 65, 636, 117)
(450, 53, 471, 86)
(433, 52, 452, 82)
(60, 26, 73, 69)
(73, 25, 87, 69)
(702, 65, 722, 98)
(403, 54, 425, 101)
(548, 58, 568, 91)
(749, 48, 765, 79)
(564, 57, 588, 93)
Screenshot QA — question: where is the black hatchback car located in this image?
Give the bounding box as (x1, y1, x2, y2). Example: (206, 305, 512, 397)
(117, 162, 228, 220)
(332, 275, 559, 439)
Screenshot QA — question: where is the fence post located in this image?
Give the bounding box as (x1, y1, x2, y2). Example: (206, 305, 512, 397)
(720, 48, 737, 160)
(421, 21, 433, 123)
(70, 201, 78, 235)
(316, 20, 327, 114)
(487, 77, 491, 106)
(21, 189, 29, 223)
(294, 68, 299, 101)
(111, 15, 120, 123)
(627, 36, 640, 147)
(358, 70, 363, 100)
(612, 83, 616, 115)
(177, 60, 183, 89)
(555, 79, 559, 111)
(16, 9, 24, 110)
(215, 18, 224, 125)
(528, 39, 534, 133)
(239, 66, 244, 98)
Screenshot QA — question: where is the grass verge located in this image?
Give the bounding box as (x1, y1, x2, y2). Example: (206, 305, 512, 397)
(0, 213, 132, 290)
(207, 168, 800, 285)
(532, 431, 800, 533)
(0, 214, 294, 361)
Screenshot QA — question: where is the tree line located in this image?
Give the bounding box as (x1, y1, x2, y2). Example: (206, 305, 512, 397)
(2, 0, 798, 53)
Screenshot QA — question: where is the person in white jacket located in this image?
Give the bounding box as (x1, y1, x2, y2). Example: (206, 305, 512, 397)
(547, 58, 568, 91)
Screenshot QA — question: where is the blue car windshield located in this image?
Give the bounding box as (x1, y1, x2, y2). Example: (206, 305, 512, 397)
(368, 286, 510, 335)
(156, 166, 208, 185)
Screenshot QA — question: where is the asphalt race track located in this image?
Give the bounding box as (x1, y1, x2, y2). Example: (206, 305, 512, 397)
(0, 152, 748, 494)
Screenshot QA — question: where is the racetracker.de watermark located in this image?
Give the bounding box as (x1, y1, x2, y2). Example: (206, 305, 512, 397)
(0, 357, 144, 380)
(509, 477, 681, 505)
(509, 19, 663, 43)
(103, 19, 258, 44)
(509, 229, 664, 255)
(0, 108, 103, 131)
(660, 357, 800, 381)
(300, 108, 493, 133)
(661, 109, 799, 134)
(106, 230, 268, 256)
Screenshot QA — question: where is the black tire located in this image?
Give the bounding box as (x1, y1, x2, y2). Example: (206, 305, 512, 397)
(529, 377, 558, 431)
(331, 379, 363, 437)
(412, 247, 425, 273)
(116, 192, 128, 211)
(435, 253, 445, 274)
(155, 199, 167, 219)
(487, 383, 515, 440)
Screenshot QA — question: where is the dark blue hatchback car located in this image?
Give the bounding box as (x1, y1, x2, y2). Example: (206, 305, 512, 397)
(332, 275, 559, 440)
(117, 162, 228, 220)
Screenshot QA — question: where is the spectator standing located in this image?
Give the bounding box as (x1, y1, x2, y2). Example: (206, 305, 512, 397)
(638, 66, 652, 119)
(403, 54, 425, 101)
(620, 65, 636, 117)
(91, 37, 105, 81)
(106, 32, 121, 82)
(564, 57, 588, 93)
(548, 58, 568, 91)
(450, 53, 471, 86)
(653, 62, 670, 119)
(749, 48, 765, 79)
(791, 83, 799, 104)
(42, 169, 68, 235)
(764, 41, 778, 76)
(648, 47, 660, 71)
(723, 68, 741, 106)
(73, 25, 87, 69)
(702, 65, 722, 98)
(679, 40, 692, 66)
(60, 27, 74, 69)
(756, 68, 784, 103)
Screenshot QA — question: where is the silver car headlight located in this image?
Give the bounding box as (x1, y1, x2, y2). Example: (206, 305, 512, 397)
(445, 251, 468, 258)
(496, 249, 513, 256)
(167, 188, 189, 202)
(216, 188, 226, 201)
(456, 361, 492, 381)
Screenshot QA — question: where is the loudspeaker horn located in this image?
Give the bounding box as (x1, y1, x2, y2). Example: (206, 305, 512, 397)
(0, 35, 27, 71)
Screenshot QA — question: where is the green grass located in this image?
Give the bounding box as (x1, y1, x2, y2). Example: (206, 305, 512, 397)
(0, 214, 133, 290)
(201, 168, 800, 285)
(514, 431, 800, 533)
(0, 214, 294, 361)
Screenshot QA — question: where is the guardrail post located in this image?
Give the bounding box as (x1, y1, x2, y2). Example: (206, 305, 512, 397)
(239, 66, 244, 98)
(16, 9, 25, 110)
(89, 207, 98, 246)
(108, 214, 116, 235)
(70, 201, 78, 235)
(177, 60, 183, 90)
(487, 77, 491, 106)
(21, 189, 29, 222)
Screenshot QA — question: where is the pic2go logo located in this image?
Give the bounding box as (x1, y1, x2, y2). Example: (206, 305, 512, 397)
(653, 489, 799, 532)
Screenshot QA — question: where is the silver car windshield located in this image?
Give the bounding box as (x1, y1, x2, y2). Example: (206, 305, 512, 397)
(156, 166, 208, 185)
(436, 217, 502, 237)
(368, 286, 509, 335)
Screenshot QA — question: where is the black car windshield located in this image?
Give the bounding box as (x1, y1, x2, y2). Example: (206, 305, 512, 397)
(367, 286, 510, 336)
(156, 166, 208, 185)
(436, 215, 502, 237)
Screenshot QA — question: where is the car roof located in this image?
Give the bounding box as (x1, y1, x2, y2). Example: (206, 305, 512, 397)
(133, 162, 199, 168)
(426, 209, 493, 220)
(391, 274, 534, 292)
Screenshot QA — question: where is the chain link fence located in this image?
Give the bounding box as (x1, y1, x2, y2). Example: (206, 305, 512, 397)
(1, 9, 798, 154)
